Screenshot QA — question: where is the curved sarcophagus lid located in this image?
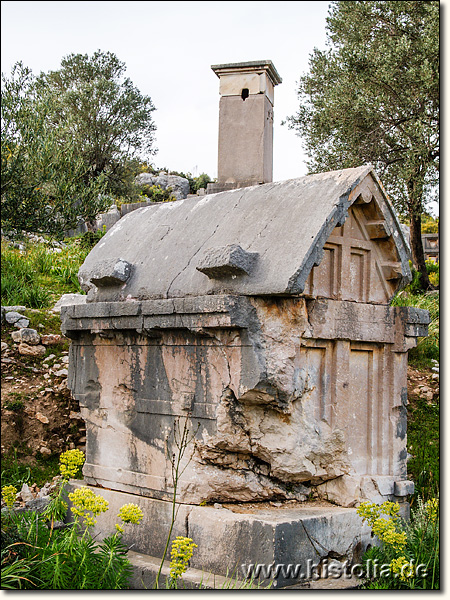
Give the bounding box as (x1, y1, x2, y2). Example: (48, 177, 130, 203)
(78, 165, 412, 303)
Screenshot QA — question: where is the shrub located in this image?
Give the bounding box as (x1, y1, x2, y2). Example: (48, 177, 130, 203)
(139, 184, 176, 203)
(1, 450, 142, 590)
(357, 498, 439, 589)
(192, 173, 211, 192)
(391, 290, 439, 366)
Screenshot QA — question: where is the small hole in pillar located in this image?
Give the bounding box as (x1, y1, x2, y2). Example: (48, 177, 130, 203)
(241, 88, 249, 101)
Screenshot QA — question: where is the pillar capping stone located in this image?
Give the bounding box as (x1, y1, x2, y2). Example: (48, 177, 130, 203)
(211, 60, 282, 87)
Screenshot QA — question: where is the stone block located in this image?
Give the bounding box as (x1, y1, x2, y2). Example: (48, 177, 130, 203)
(52, 293, 86, 314)
(5, 311, 29, 327)
(11, 328, 41, 345)
(394, 480, 414, 496)
(95, 205, 121, 232)
(197, 244, 258, 278)
(89, 258, 133, 288)
(66, 483, 372, 588)
(41, 334, 62, 346)
(18, 343, 46, 357)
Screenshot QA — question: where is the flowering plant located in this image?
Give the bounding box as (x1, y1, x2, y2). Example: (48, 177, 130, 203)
(357, 497, 439, 589)
(168, 536, 198, 587)
(69, 486, 109, 528)
(1, 484, 17, 509)
(59, 448, 85, 479)
(115, 503, 143, 533)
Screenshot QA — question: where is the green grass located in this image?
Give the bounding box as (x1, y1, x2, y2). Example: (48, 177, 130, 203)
(390, 287, 440, 505)
(1, 232, 102, 309)
(1, 450, 60, 489)
(407, 396, 439, 504)
(391, 290, 439, 368)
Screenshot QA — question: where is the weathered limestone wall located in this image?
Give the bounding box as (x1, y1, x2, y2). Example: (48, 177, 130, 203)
(63, 293, 427, 508)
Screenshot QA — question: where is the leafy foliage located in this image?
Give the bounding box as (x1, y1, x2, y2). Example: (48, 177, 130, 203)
(1, 63, 109, 236)
(35, 50, 157, 199)
(392, 286, 439, 365)
(357, 497, 439, 589)
(192, 173, 212, 192)
(1, 450, 137, 589)
(288, 1, 439, 289)
(421, 213, 439, 234)
(138, 184, 176, 203)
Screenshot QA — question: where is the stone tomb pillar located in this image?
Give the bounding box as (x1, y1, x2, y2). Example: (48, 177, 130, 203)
(207, 61, 282, 193)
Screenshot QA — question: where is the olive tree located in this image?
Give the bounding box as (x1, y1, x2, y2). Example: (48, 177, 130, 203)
(1, 62, 109, 236)
(36, 50, 157, 198)
(288, 1, 439, 290)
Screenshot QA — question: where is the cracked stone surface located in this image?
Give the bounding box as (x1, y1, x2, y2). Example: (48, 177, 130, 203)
(64, 295, 428, 506)
(77, 166, 412, 303)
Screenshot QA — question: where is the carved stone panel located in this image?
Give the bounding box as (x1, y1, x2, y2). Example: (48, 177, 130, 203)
(304, 192, 404, 304)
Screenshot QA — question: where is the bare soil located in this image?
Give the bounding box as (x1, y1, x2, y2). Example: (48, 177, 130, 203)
(1, 322, 85, 464)
(407, 364, 440, 405)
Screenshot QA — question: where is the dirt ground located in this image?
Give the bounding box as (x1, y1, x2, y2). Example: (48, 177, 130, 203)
(1, 322, 85, 462)
(407, 364, 440, 405)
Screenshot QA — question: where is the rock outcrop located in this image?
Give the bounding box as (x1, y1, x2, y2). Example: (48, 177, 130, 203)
(135, 171, 190, 200)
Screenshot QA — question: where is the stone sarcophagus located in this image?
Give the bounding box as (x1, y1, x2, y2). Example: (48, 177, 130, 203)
(62, 165, 429, 512)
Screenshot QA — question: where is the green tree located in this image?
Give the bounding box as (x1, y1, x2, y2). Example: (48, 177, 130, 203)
(36, 50, 157, 198)
(1, 62, 109, 236)
(421, 212, 439, 234)
(193, 173, 212, 192)
(288, 1, 439, 290)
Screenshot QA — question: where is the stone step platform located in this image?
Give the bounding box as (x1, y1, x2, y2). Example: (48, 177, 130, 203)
(67, 482, 372, 589)
(127, 550, 361, 590)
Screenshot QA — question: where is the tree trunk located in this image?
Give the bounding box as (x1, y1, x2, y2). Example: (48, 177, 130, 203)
(409, 210, 432, 291)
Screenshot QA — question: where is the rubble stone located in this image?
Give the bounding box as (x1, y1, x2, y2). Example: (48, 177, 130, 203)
(11, 328, 41, 345)
(18, 343, 46, 357)
(41, 334, 62, 345)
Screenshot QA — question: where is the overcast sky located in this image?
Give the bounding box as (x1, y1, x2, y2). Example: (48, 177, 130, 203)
(1, 0, 331, 182)
(1, 0, 442, 219)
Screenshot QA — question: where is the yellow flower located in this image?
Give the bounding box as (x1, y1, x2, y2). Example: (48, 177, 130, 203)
(69, 486, 109, 527)
(169, 537, 198, 582)
(115, 503, 143, 533)
(391, 556, 415, 581)
(59, 449, 85, 479)
(357, 500, 400, 527)
(425, 498, 439, 522)
(2, 485, 17, 509)
(357, 501, 406, 551)
(118, 503, 143, 525)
